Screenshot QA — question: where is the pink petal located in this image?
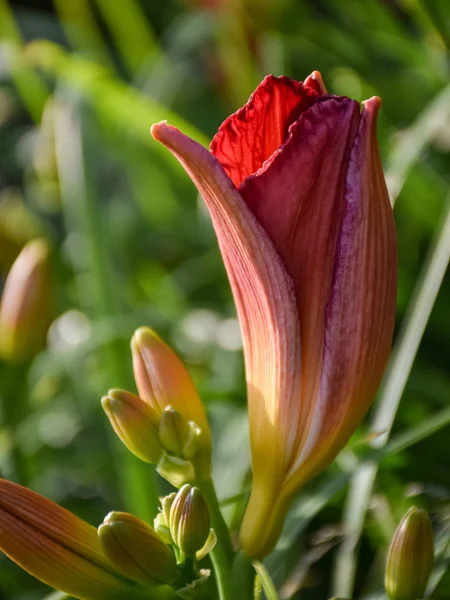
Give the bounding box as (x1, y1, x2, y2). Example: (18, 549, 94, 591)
(240, 96, 362, 455)
(285, 97, 397, 488)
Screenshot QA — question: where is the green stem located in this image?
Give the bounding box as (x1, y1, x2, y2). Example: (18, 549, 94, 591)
(196, 478, 234, 600)
(232, 551, 255, 600)
(252, 561, 278, 600)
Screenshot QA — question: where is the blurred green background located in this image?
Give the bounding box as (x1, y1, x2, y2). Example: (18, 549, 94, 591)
(0, 0, 449, 598)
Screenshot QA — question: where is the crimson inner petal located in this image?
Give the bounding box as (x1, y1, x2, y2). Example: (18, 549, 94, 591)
(210, 75, 321, 188)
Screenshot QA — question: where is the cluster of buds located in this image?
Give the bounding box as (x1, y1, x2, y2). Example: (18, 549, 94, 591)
(385, 507, 434, 600)
(102, 327, 212, 485)
(98, 484, 215, 594)
(0, 478, 215, 599)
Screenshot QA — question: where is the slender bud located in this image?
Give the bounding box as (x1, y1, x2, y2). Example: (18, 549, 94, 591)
(101, 389, 163, 463)
(98, 511, 177, 586)
(131, 327, 211, 476)
(169, 484, 210, 556)
(159, 406, 201, 459)
(385, 507, 434, 600)
(0, 239, 52, 362)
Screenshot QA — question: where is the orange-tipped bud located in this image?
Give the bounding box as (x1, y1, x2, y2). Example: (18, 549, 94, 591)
(0, 239, 52, 362)
(385, 507, 434, 600)
(101, 389, 162, 463)
(0, 479, 135, 600)
(131, 327, 211, 477)
(98, 512, 177, 586)
(169, 484, 210, 556)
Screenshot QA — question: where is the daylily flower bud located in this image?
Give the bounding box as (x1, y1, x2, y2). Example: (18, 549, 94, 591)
(131, 326, 212, 477)
(154, 513, 172, 545)
(101, 389, 162, 463)
(385, 507, 434, 600)
(154, 493, 177, 544)
(162, 492, 177, 525)
(152, 71, 397, 557)
(159, 406, 202, 459)
(98, 511, 177, 586)
(0, 239, 52, 362)
(169, 484, 210, 556)
(0, 479, 135, 600)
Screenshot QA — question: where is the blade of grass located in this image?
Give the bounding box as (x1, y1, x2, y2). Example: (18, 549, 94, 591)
(93, 0, 162, 76)
(0, 0, 48, 121)
(53, 94, 159, 522)
(25, 40, 209, 153)
(53, 0, 114, 69)
(332, 193, 450, 597)
(385, 82, 450, 202)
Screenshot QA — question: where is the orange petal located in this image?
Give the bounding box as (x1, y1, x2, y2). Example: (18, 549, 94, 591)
(0, 479, 134, 599)
(151, 122, 302, 503)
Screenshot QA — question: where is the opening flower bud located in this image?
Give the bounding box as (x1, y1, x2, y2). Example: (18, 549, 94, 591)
(385, 507, 434, 600)
(159, 406, 201, 460)
(0, 238, 52, 362)
(101, 389, 163, 464)
(98, 511, 177, 586)
(131, 327, 211, 478)
(169, 484, 210, 556)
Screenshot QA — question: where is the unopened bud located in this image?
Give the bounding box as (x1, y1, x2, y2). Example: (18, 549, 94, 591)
(154, 493, 177, 545)
(154, 512, 172, 545)
(131, 327, 211, 450)
(159, 406, 201, 460)
(170, 484, 210, 556)
(98, 511, 177, 586)
(385, 507, 434, 600)
(101, 389, 163, 464)
(0, 239, 52, 362)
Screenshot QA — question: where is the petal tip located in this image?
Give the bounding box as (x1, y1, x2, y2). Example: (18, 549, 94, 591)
(150, 121, 170, 141)
(304, 70, 327, 94)
(362, 96, 382, 115)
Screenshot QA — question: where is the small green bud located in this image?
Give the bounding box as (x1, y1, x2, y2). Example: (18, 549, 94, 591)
(170, 484, 210, 556)
(101, 389, 163, 464)
(162, 492, 177, 525)
(154, 512, 172, 545)
(98, 511, 177, 586)
(159, 406, 201, 460)
(385, 507, 434, 600)
(154, 493, 177, 545)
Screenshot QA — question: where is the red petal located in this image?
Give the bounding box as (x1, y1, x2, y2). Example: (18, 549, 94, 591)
(210, 75, 320, 187)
